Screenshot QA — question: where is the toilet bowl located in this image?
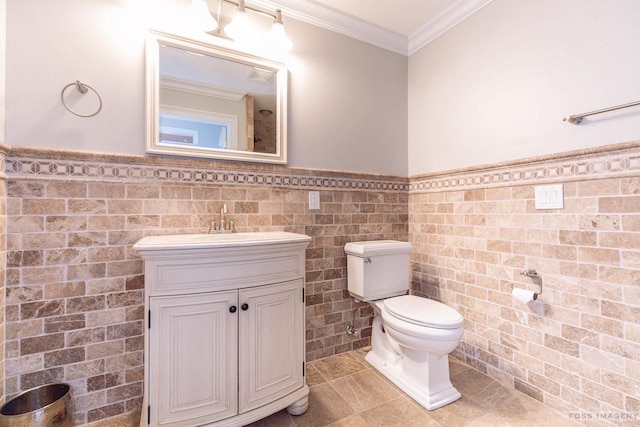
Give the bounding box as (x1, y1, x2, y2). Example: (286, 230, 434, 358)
(366, 296, 463, 410)
(344, 241, 464, 410)
(381, 295, 463, 354)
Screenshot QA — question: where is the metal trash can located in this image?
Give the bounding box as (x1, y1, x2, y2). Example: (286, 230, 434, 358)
(0, 383, 71, 427)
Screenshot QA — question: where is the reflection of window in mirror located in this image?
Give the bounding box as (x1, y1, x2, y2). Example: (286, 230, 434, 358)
(159, 107, 238, 150)
(159, 112, 234, 150)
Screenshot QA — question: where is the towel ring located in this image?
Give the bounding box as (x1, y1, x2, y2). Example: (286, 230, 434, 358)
(60, 80, 102, 118)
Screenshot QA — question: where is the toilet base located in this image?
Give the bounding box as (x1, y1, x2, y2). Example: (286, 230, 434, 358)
(365, 349, 461, 410)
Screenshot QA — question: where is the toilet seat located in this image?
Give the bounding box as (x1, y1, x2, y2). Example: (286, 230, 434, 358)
(383, 295, 463, 329)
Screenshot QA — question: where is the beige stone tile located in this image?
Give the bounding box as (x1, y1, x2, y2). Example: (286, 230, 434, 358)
(451, 368, 518, 411)
(622, 215, 640, 234)
(490, 390, 583, 427)
(578, 246, 621, 265)
(311, 353, 368, 381)
(599, 196, 640, 213)
(306, 364, 327, 387)
(465, 412, 532, 427)
(426, 395, 487, 426)
(349, 346, 370, 366)
(602, 301, 640, 324)
(23, 199, 66, 215)
(330, 370, 401, 412)
(581, 314, 623, 338)
(84, 410, 139, 427)
(5, 318, 43, 340)
(599, 266, 640, 286)
(358, 396, 441, 427)
(291, 383, 355, 427)
(449, 356, 471, 377)
(325, 415, 367, 427)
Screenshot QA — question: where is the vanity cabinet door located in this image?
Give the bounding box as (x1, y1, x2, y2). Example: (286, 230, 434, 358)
(149, 291, 238, 426)
(238, 280, 304, 413)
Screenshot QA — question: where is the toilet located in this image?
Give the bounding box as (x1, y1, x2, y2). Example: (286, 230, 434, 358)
(344, 240, 464, 410)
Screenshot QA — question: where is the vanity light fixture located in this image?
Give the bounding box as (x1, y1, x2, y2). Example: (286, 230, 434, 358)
(196, 0, 293, 52)
(191, 0, 218, 32)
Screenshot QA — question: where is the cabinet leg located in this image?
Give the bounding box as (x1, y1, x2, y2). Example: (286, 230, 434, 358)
(286, 395, 309, 415)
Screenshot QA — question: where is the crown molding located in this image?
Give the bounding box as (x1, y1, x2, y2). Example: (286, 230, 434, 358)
(247, 0, 492, 56)
(248, 0, 408, 55)
(408, 0, 493, 55)
(160, 76, 246, 101)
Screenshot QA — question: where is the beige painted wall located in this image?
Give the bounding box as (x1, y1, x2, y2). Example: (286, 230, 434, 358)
(4, 0, 408, 176)
(408, 0, 640, 175)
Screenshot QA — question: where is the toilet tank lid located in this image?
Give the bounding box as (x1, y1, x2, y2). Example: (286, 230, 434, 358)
(345, 240, 413, 256)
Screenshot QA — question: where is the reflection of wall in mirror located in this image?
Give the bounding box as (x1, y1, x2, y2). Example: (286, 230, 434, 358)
(253, 116, 276, 154)
(244, 96, 276, 154)
(246, 95, 254, 152)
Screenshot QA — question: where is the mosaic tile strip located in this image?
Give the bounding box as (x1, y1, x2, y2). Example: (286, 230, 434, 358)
(5, 156, 409, 192)
(410, 144, 640, 193)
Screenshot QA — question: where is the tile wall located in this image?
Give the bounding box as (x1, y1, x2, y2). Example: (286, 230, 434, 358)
(3, 141, 639, 425)
(2, 147, 408, 424)
(409, 142, 640, 425)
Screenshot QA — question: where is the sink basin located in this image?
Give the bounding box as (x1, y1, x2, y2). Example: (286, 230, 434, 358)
(133, 231, 311, 251)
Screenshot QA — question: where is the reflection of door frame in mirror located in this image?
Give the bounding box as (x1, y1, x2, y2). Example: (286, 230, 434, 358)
(146, 30, 288, 164)
(160, 106, 239, 151)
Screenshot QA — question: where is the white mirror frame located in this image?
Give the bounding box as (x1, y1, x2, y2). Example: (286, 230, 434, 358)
(145, 31, 288, 164)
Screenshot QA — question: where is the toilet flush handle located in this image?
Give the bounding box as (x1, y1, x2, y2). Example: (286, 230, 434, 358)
(364, 257, 372, 264)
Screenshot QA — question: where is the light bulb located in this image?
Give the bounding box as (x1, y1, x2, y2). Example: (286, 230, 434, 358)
(224, 8, 249, 40)
(190, 0, 218, 32)
(269, 10, 292, 52)
(270, 22, 292, 52)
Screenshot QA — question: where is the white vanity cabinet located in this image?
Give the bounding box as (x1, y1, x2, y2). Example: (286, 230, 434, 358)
(134, 232, 311, 427)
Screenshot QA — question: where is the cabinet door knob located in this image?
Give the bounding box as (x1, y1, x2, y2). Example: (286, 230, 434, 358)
(229, 305, 237, 313)
(241, 303, 249, 311)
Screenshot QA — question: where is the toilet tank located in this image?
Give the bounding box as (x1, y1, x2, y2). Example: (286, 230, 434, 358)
(344, 240, 413, 301)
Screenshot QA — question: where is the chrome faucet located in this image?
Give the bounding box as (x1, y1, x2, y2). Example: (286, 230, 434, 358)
(208, 203, 236, 234)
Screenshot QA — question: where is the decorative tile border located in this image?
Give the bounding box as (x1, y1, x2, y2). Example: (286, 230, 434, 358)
(4, 149, 409, 192)
(410, 141, 640, 193)
(4, 140, 638, 193)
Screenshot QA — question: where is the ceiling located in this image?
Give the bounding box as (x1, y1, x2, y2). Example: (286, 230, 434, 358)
(254, 0, 493, 55)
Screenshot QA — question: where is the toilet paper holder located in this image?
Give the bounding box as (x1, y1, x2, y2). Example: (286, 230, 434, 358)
(514, 268, 543, 301)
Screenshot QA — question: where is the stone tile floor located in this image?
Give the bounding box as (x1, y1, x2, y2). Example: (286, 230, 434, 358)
(247, 347, 583, 427)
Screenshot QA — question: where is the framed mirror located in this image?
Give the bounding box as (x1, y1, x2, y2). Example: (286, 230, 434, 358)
(146, 31, 287, 164)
